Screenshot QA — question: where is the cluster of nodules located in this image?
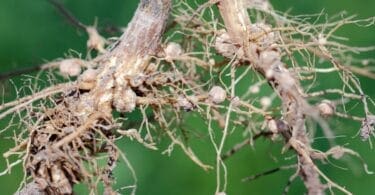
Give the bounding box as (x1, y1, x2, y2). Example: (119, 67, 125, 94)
(114, 70, 229, 113)
(215, 23, 277, 60)
(176, 85, 228, 111)
(57, 59, 99, 91)
(267, 100, 336, 133)
(214, 23, 299, 92)
(113, 71, 181, 113)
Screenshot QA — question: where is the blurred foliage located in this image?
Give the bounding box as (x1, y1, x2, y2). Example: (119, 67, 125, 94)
(0, 0, 374, 194)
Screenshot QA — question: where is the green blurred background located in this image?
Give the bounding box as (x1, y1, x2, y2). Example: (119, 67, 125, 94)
(0, 0, 374, 194)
